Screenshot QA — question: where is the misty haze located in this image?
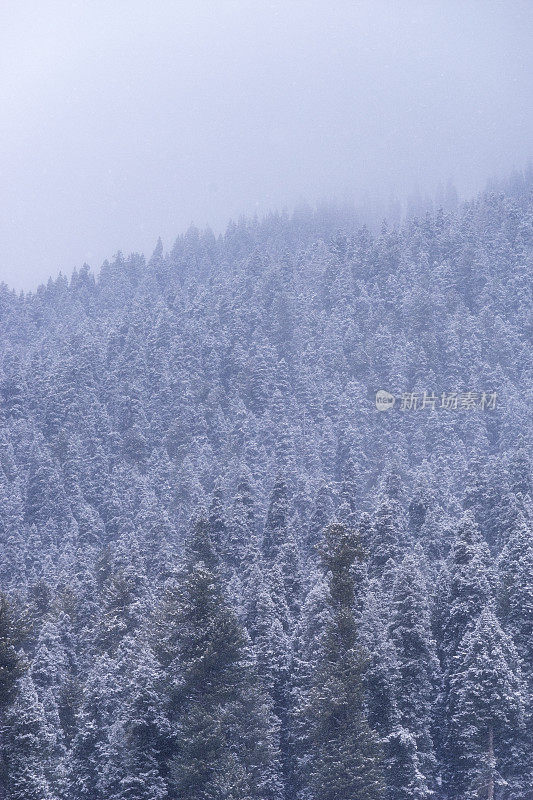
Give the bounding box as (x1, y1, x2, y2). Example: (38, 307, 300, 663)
(1, 1, 532, 290)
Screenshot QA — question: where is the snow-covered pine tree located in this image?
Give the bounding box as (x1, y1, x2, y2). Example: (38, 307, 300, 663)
(166, 518, 284, 800)
(446, 607, 528, 799)
(388, 550, 440, 795)
(302, 522, 384, 800)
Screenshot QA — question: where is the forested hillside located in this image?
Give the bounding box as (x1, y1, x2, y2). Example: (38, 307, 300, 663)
(0, 174, 531, 799)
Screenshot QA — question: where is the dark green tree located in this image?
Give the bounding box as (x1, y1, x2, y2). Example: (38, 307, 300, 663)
(166, 520, 283, 800)
(0, 594, 26, 797)
(303, 522, 384, 800)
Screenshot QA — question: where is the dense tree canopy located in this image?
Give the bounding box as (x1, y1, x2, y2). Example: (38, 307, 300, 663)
(0, 172, 531, 798)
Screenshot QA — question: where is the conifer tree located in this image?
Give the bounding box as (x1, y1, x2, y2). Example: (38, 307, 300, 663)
(227, 467, 258, 572)
(207, 477, 229, 562)
(0, 594, 25, 711)
(306, 483, 335, 555)
(97, 637, 168, 800)
(434, 511, 495, 777)
(360, 583, 399, 741)
(290, 568, 331, 800)
(303, 522, 384, 800)
(497, 513, 533, 681)
(3, 675, 54, 800)
(0, 594, 26, 798)
(383, 729, 430, 800)
(446, 607, 527, 799)
(263, 476, 291, 563)
(166, 520, 283, 800)
(96, 564, 147, 656)
(388, 551, 440, 794)
(368, 499, 405, 583)
(69, 653, 117, 800)
(436, 511, 494, 669)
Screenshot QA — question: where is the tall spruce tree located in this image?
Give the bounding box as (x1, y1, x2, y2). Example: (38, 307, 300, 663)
(497, 513, 533, 681)
(434, 511, 495, 780)
(0, 594, 26, 798)
(166, 519, 283, 800)
(303, 522, 384, 800)
(435, 511, 494, 670)
(2, 674, 54, 800)
(388, 551, 440, 795)
(446, 607, 527, 799)
(96, 637, 168, 800)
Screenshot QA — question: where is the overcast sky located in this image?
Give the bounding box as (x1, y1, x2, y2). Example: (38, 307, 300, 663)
(1, 1, 532, 291)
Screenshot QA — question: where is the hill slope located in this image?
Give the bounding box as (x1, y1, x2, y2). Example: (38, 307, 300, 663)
(0, 178, 531, 798)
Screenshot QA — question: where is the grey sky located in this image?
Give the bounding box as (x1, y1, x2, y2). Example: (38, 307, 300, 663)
(1, 0, 532, 291)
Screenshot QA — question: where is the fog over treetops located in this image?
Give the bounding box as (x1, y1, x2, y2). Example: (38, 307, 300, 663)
(1, 0, 532, 290)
